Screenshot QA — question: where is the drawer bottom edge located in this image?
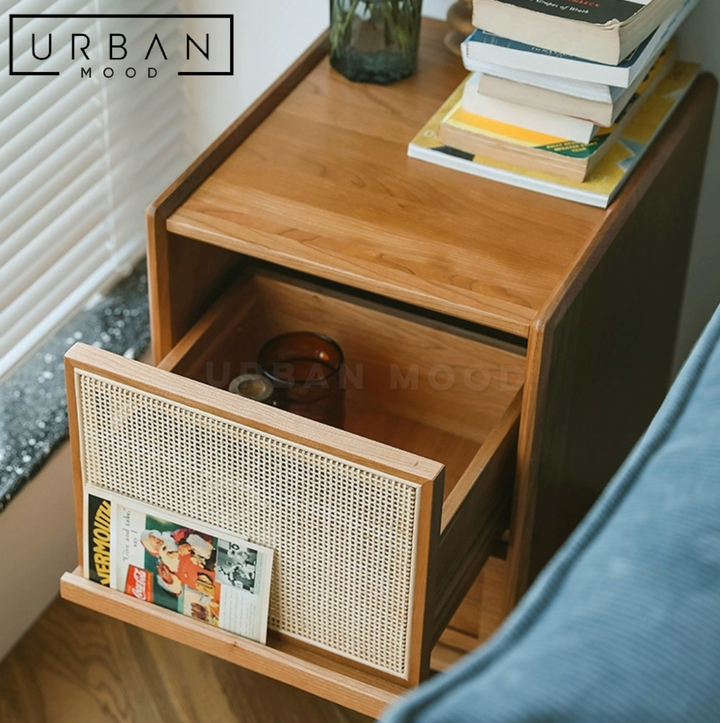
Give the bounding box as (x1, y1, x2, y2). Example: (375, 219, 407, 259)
(60, 568, 414, 718)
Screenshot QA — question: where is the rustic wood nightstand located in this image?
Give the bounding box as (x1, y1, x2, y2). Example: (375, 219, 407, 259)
(60, 19, 717, 718)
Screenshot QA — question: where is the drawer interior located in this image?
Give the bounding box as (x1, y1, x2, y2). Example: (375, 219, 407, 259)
(63, 263, 525, 705)
(159, 266, 526, 502)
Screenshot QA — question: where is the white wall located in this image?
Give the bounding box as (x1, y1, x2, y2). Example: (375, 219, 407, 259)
(184, 0, 451, 152)
(0, 444, 77, 660)
(183, 0, 329, 153)
(675, 6, 720, 365)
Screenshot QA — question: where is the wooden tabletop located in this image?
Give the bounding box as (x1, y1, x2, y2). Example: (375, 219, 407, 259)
(167, 20, 629, 338)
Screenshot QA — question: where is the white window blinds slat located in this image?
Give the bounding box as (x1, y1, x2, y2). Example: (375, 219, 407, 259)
(0, 0, 95, 74)
(0, 70, 99, 151)
(0, 186, 109, 310)
(0, 157, 108, 275)
(0, 95, 102, 193)
(0, 132, 103, 236)
(0, 223, 113, 362)
(0, 18, 97, 85)
(0, 0, 90, 43)
(110, 131, 187, 245)
(0, 1, 190, 379)
(0, 245, 136, 376)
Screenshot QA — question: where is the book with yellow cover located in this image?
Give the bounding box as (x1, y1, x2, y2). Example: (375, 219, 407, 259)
(441, 43, 676, 183)
(408, 61, 699, 208)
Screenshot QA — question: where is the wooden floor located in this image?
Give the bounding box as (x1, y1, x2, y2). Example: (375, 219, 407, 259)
(0, 599, 374, 723)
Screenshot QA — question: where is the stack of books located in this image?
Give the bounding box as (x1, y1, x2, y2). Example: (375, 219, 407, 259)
(409, 0, 701, 207)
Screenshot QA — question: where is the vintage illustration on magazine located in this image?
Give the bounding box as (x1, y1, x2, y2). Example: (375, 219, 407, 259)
(85, 486, 273, 644)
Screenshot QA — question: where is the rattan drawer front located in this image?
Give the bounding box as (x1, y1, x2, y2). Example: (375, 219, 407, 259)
(64, 344, 443, 686)
(74, 363, 424, 679)
(61, 266, 524, 710)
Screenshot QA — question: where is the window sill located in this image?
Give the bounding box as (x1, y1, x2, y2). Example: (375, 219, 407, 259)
(0, 260, 151, 515)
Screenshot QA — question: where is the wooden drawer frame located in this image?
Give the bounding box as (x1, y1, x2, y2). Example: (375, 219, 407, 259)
(61, 260, 523, 717)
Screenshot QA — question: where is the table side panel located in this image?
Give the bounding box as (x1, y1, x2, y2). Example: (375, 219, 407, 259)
(507, 74, 718, 602)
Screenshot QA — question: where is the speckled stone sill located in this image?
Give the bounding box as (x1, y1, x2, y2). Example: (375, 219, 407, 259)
(0, 261, 151, 514)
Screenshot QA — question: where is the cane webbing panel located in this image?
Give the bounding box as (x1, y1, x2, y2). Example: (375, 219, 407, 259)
(75, 370, 422, 678)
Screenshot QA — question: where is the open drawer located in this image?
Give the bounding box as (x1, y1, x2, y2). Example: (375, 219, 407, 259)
(60, 265, 524, 717)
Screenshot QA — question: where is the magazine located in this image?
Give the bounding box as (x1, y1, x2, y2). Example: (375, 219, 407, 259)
(84, 486, 274, 644)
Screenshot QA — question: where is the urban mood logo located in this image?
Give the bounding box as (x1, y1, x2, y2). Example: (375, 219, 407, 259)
(9, 14, 234, 78)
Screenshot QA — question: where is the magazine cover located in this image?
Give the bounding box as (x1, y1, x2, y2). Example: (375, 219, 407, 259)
(85, 486, 273, 644)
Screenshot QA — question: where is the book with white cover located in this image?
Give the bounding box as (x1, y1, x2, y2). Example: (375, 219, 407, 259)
(467, 62, 619, 103)
(477, 42, 676, 127)
(462, 73, 600, 143)
(462, 0, 696, 87)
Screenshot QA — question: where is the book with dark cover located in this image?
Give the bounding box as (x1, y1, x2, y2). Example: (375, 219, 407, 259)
(473, 0, 686, 64)
(464, 26, 652, 70)
(463, 0, 696, 87)
(488, 0, 643, 25)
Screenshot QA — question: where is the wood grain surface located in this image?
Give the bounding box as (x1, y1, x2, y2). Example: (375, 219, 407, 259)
(60, 571, 410, 717)
(166, 21, 608, 340)
(64, 302, 521, 697)
(0, 594, 502, 721)
(165, 266, 525, 443)
(436, 555, 508, 661)
(147, 33, 329, 361)
(64, 343, 448, 694)
(65, 343, 445, 487)
(0, 598, 373, 723)
(433, 392, 520, 644)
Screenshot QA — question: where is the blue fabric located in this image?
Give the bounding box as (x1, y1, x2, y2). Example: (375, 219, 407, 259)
(384, 305, 720, 723)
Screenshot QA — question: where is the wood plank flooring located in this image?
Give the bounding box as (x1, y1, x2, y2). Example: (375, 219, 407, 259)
(0, 599, 374, 723)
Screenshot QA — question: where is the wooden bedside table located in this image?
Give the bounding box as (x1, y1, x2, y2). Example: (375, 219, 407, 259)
(60, 19, 717, 718)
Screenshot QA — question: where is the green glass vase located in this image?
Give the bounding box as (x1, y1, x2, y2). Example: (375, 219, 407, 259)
(329, 0, 423, 85)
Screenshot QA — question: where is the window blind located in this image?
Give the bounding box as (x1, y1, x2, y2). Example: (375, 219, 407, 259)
(0, 0, 190, 379)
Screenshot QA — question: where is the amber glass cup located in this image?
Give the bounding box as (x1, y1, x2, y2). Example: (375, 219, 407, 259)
(258, 332, 345, 428)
